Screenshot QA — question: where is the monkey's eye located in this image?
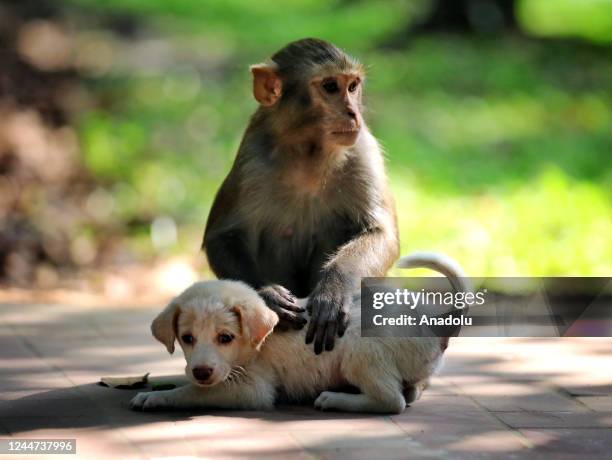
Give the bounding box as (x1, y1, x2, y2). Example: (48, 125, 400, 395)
(217, 333, 234, 345)
(181, 333, 194, 345)
(348, 80, 358, 93)
(322, 79, 340, 94)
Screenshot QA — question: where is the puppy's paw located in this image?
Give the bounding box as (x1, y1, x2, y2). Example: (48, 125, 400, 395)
(314, 391, 341, 411)
(129, 391, 170, 411)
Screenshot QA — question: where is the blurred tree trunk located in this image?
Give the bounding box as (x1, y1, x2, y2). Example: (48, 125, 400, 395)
(383, 0, 519, 47)
(415, 0, 517, 33)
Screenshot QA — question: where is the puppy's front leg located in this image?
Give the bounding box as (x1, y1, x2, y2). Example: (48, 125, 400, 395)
(130, 385, 198, 411)
(130, 376, 275, 411)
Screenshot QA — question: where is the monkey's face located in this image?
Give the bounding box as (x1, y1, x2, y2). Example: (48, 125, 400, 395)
(250, 46, 365, 149)
(309, 73, 363, 147)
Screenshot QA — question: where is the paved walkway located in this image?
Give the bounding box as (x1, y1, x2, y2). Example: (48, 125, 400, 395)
(1, 301, 611, 459)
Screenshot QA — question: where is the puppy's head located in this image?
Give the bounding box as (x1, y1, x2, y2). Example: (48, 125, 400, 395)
(151, 280, 278, 387)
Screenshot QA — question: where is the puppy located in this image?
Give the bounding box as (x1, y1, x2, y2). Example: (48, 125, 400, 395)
(130, 253, 467, 414)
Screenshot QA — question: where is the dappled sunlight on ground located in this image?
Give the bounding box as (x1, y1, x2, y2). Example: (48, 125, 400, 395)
(0, 301, 610, 459)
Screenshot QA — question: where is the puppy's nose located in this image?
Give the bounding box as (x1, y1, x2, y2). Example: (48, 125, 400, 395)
(192, 366, 213, 382)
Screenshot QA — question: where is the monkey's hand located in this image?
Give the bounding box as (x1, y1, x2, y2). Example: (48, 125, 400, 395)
(305, 280, 350, 355)
(258, 285, 307, 331)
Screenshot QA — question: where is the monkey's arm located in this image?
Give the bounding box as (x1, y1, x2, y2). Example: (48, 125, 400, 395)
(203, 176, 306, 329)
(306, 206, 399, 354)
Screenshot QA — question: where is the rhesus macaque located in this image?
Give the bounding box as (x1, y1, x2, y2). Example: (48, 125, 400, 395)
(203, 38, 398, 354)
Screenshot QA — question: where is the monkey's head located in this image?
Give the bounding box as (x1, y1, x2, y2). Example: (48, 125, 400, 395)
(250, 38, 365, 149)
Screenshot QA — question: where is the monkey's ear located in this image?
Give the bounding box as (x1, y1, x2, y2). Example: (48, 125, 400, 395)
(250, 64, 282, 107)
(151, 300, 180, 354)
(231, 302, 278, 350)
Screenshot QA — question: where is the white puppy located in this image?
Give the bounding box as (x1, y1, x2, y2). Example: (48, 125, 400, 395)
(131, 253, 467, 414)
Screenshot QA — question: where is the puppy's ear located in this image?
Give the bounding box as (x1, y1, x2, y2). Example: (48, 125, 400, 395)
(231, 302, 278, 350)
(151, 300, 180, 354)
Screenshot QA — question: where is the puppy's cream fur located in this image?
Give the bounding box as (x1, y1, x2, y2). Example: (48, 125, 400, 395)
(131, 254, 466, 414)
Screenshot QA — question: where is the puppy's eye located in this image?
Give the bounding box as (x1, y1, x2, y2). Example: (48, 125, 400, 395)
(322, 79, 339, 94)
(348, 80, 358, 93)
(181, 334, 194, 345)
(217, 333, 234, 345)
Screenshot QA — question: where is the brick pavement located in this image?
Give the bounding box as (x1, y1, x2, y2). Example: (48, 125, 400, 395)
(0, 302, 610, 459)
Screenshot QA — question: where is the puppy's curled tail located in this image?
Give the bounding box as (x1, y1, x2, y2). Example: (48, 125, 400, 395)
(396, 251, 470, 293)
(396, 251, 470, 351)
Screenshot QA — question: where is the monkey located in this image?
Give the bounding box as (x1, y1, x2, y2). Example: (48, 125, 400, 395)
(203, 38, 399, 355)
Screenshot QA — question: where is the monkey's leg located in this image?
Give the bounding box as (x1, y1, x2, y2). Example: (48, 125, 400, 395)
(204, 229, 263, 287)
(205, 229, 306, 329)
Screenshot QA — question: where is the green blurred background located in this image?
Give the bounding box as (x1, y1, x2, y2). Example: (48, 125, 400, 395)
(0, 0, 611, 296)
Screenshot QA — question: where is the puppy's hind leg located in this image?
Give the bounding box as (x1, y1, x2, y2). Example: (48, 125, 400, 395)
(403, 379, 429, 405)
(317, 355, 407, 414)
(314, 390, 406, 414)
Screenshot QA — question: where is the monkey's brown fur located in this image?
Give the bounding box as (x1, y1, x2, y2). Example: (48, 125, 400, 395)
(203, 38, 399, 354)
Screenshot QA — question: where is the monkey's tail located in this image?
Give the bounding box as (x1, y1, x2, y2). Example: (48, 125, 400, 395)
(396, 251, 470, 293)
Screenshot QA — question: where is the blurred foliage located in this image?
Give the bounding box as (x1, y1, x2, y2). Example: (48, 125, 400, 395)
(1, 0, 611, 286)
(519, 0, 612, 43)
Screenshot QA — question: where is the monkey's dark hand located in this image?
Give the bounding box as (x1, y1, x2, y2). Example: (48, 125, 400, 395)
(258, 285, 307, 331)
(305, 282, 350, 355)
